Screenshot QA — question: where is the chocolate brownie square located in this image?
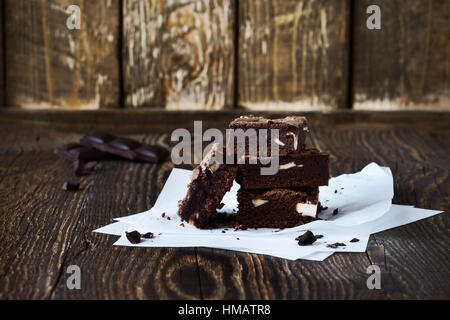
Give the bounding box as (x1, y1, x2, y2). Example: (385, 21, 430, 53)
(237, 187, 319, 228)
(228, 115, 308, 157)
(237, 149, 330, 189)
(178, 144, 237, 229)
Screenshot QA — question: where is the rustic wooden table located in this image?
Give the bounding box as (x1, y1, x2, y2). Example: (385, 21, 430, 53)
(0, 109, 448, 300)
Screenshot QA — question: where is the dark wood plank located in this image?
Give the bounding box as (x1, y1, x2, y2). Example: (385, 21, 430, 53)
(1, 108, 449, 134)
(5, 0, 120, 109)
(238, 0, 350, 110)
(123, 0, 235, 109)
(353, 0, 450, 110)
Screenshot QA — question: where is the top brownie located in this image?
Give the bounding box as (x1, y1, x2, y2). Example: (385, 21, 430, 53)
(228, 115, 308, 157)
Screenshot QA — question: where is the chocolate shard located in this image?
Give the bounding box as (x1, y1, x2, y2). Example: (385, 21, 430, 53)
(74, 160, 97, 176)
(350, 238, 359, 243)
(125, 231, 142, 244)
(62, 181, 79, 191)
(327, 242, 346, 249)
(55, 143, 108, 162)
(80, 132, 168, 163)
(296, 230, 317, 246)
(142, 232, 154, 239)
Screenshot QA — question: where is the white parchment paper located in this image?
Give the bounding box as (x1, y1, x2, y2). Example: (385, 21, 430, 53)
(94, 163, 443, 261)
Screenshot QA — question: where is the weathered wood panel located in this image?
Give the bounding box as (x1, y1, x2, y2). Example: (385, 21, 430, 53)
(123, 0, 235, 110)
(5, 0, 120, 109)
(238, 0, 350, 110)
(353, 0, 450, 110)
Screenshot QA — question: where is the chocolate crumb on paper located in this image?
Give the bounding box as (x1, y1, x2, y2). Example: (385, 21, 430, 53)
(296, 230, 317, 246)
(327, 242, 346, 249)
(126, 231, 141, 244)
(315, 234, 324, 239)
(350, 238, 359, 243)
(333, 208, 339, 215)
(179, 223, 185, 227)
(142, 232, 154, 239)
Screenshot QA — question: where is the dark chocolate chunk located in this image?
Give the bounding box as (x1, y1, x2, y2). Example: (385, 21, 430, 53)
(62, 181, 79, 191)
(333, 208, 339, 215)
(142, 232, 154, 239)
(80, 132, 168, 163)
(55, 143, 108, 162)
(334, 190, 337, 194)
(125, 231, 141, 244)
(74, 160, 97, 176)
(315, 234, 324, 239)
(327, 242, 346, 249)
(296, 231, 317, 246)
(350, 238, 359, 243)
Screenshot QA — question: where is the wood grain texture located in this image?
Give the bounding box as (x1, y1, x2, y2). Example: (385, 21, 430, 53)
(0, 110, 448, 299)
(123, 0, 235, 110)
(5, 0, 120, 109)
(238, 0, 350, 110)
(353, 0, 450, 110)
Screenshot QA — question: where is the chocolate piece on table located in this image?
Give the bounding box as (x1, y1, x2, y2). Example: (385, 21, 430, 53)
(350, 238, 359, 243)
(236, 187, 319, 228)
(177, 144, 237, 229)
(296, 231, 317, 246)
(237, 149, 330, 189)
(74, 160, 98, 176)
(125, 231, 141, 244)
(62, 181, 80, 191)
(54, 143, 108, 162)
(228, 115, 308, 157)
(80, 132, 168, 163)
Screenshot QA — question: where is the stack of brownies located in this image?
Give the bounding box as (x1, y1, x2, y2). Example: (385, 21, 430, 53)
(178, 115, 330, 229)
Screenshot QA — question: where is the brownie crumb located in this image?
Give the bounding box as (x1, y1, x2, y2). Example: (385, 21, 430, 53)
(350, 238, 359, 243)
(221, 230, 226, 233)
(161, 212, 165, 218)
(334, 190, 337, 194)
(327, 242, 346, 249)
(166, 216, 171, 220)
(179, 223, 185, 227)
(296, 231, 317, 246)
(126, 231, 141, 244)
(315, 234, 324, 239)
(236, 238, 240, 240)
(333, 208, 339, 215)
(62, 181, 79, 191)
(142, 232, 154, 239)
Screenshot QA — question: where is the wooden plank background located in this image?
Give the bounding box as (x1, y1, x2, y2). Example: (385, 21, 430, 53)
(123, 0, 235, 110)
(353, 0, 450, 110)
(4, 0, 120, 109)
(238, 0, 350, 110)
(0, 0, 448, 110)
